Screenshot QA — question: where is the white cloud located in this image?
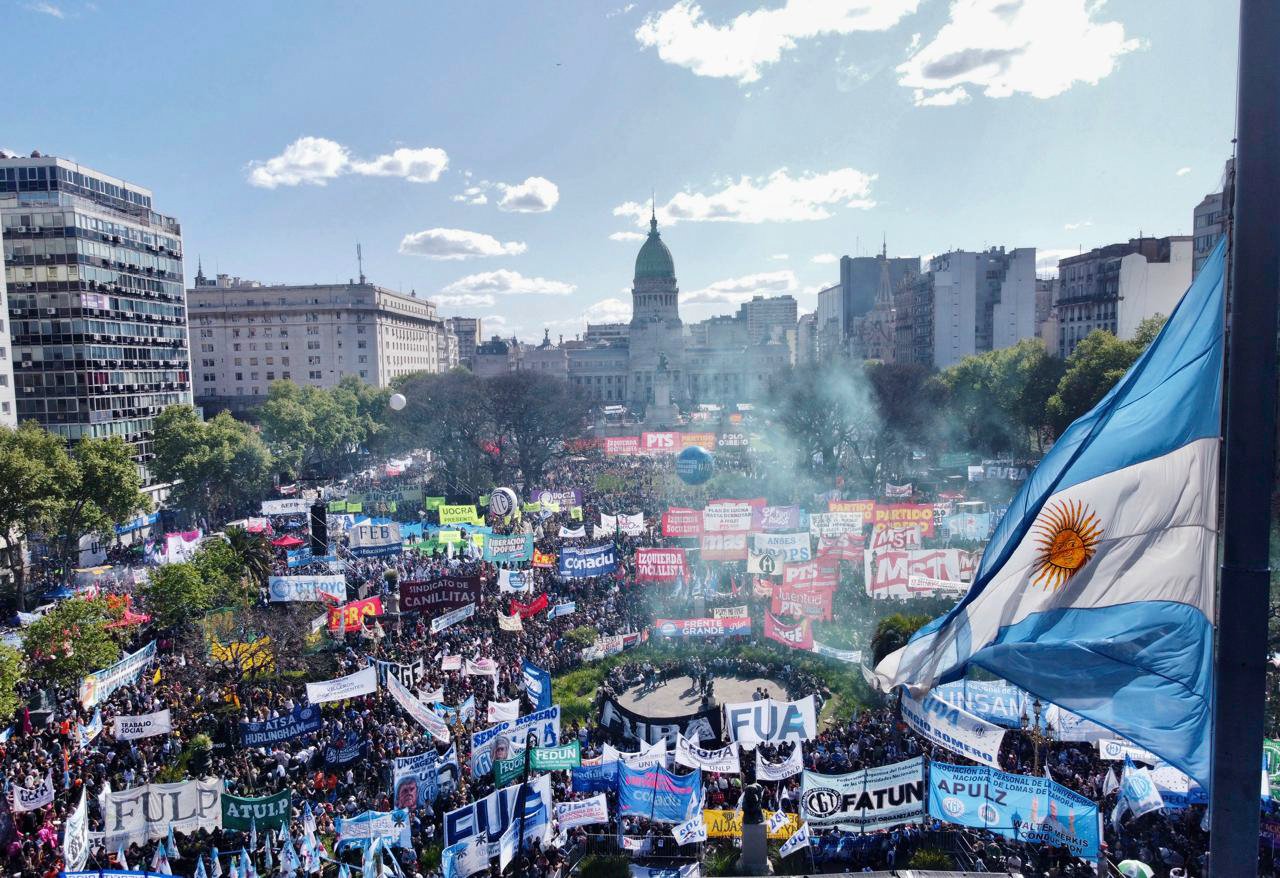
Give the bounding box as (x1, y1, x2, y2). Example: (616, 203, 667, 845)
(398, 228, 528, 260)
(770, 254, 790, 261)
(582, 297, 633, 323)
(636, 0, 919, 84)
(609, 231, 646, 242)
(28, 2, 64, 17)
(1176, 166, 1192, 177)
(811, 252, 838, 264)
(452, 186, 489, 205)
(497, 176, 560, 213)
(434, 293, 496, 308)
(615, 167, 876, 227)
(247, 137, 450, 188)
(1035, 248, 1078, 275)
(1063, 219, 1093, 231)
(607, 2, 637, 18)
(899, 0, 1141, 105)
(683, 269, 798, 306)
(443, 269, 576, 297)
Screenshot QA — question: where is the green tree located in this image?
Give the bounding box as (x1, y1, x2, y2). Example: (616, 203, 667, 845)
(386, 370, 496, 494)
(21, 597, 120, 687)
(152, 406, 275, 524)
(223, 526, 274, 592)
(0, 422, 75, 608)
(938, 339, 1063, 456)
(489, 371, 591, 488)
(765, 362, 878, 479)
(1045, 317, 1165, 437)
(140, 562, 217, 629)
(259, 381, 368, 479)
(870, 613, 932, 666)
(0, 645, 23, 723)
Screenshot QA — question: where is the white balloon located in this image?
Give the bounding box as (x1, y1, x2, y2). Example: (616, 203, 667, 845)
(389, 393, 407, 411)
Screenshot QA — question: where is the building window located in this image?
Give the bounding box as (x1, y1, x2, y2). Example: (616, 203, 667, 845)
(309, 370, 321, 379)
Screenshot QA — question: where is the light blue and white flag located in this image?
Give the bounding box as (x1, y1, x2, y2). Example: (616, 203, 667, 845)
(210, 847, 222, 878)
(522, 660, 552, 711)
(1113, 755, 1165, 829)
(167, 823, 180, 860)
(779, 823, 810, 858)
(195, 856, 209, 878)
(873, 240, 1226, 789)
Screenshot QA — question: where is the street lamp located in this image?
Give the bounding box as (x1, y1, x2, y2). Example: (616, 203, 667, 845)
(1020, 697, 1055, 775)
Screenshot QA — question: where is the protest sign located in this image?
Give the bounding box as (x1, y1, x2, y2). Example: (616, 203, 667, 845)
(222, 790, 291, 831)
(327, 596, 382, 632)
(900, 692, 1006, 767)
(801, 758, 925, 830)
(636, 548, 690, 582)
(652, 617, 750, 638)
(724, 695, 817, 745)
(432, 603, 476, 633)
(112, 709, 171, 741)
(306, 665, 377, 704)
(94, 779, 224, 846)
(558, 545, 618, 579)
(617, 763, 701, 823)
(80, 641, 156, 708)
(348, 523, 402, 558)
(240, 704, 323, 747)
(470, 705, 561, 776)
(599, 697, 721, 746)
(268, 575, 345, 603)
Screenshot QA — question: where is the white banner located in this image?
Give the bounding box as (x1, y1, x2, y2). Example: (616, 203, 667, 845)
(269, 575, 346, 603)
(808, 512, 863, 537)
(554, 794, 609, 830)
(306, 665, 377, 704)
(702, 502, 753, 533)
(711, 605, 749, 618)
(599, 514, 617, 534)
(262, 498, 310, 516)
(498, 611, 523, 632)
(674, 735, 740, 774)
(498, 570, 533, 593)
(80, 641, 156, 708)
(1098, 738, 1159, 763)
(619, 513, 645, 536)
(11, 773, 54, 812)
(811, 641, 862, 664)
(487, 699, 520, 724)
(432, 603, 476, 634)
(348, 523, 402, 556)
(94, 779, 224, 846)
(112, 709, 172, 741)
(386, 672, 451, 742)
(465, 657, 498, 676)
(672, 814, 708, 845)
(756, 747, 804, 781)
(63, 790, 90, 871)
(442, 655, 462, 671)
(724, 695, 817, 745)
(900, 692, 1005, 768)
(559, 525, 586, 539)
(800, 758, 925, 830)
(752, 531, 812, 564)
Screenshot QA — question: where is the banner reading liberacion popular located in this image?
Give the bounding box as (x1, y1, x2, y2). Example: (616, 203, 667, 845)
(482, 534, 533, 564)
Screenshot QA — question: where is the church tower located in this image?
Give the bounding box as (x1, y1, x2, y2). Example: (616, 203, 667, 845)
(628, 205, 684, 409)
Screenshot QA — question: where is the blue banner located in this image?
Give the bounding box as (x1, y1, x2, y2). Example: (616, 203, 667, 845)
(929, 680, 1032, 729)
(241, 704, 324, 747)
(617, 763, 701, 824)
(558, 544, 618, 579)
(522, 660, 553, 711)
(324, 731, 368, 768)
(571, 761, 618, 794)
(927, 762, 1100, 859)
(286, 546, 313, 568)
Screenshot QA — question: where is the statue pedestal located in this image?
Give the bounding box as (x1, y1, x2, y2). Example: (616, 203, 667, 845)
(737, 823, 772, 875)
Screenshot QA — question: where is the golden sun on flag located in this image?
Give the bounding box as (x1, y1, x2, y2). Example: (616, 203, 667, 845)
(1030, 499, 1103, 589)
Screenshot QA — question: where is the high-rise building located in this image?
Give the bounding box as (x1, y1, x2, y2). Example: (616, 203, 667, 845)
(187, 273, 447, 412)
(839, 251, 920, 323)
(795, 312, 817, 366)
(1192, 158, 1233, 278)
(0, 154, 191, 489)
(737, 294, 797, 345)
(445, 316, 481, 368)
(0, 226, 14, 427)
(1055, 237, 1190, 357)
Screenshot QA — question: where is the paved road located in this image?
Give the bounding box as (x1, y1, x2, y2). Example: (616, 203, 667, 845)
(617, 675, 787, 717)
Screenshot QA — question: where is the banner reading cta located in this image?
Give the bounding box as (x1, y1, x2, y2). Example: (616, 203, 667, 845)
(635, 548, 689, 582)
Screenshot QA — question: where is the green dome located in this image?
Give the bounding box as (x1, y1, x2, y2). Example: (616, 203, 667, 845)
(634, 216, 675, 280)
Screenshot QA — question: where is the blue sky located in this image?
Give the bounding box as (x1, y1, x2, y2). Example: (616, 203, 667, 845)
(3, 0, 1238, 341)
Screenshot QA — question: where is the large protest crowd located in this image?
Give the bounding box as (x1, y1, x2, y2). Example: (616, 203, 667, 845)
(0, 444, 1241, 878)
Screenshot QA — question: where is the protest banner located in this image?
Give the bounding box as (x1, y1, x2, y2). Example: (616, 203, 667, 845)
(10, 774, 53, 812)
(469, 705, 561, 776)
(900, 692, 1006, 767)
(571, 761, 620, 794)
(548, 601, 576, 619)
(811, 641, 862, 664)
(662, 508, 703, 537)
(112, 709, 171, 741)
(532, 487, 582, 508)
(702, 809, 800, 841)
(770, 584, 833, 620)
(828, 499, 875, 518)
(335, 809, 412, 851)
(222, 790, 291, 831)
(641, 432, 679, 455)
(652, 617, 751, 638)
(348, 523, 402, 558)
(554, 794, 608, 829)
(488, 699, 520, 723)
(432, 603, 476, 633)
(483, 534, 533, 564)
(674, 736, 739, 773)
(1097, 738, 1159, 763)
(443, 775, 553, 855)
(801, 758, 925, 830)
(760, 505, 801, 532)
(864, 549, 975, 598)
(94, 779, 224, 846)
(509, 593, 549, 618)
(393, 746, 460, 808)
(699, 532, 748, 561)
(268, 575, 346, 603)
(702, 501, 753, 533)
(617, 763, 701, 823)
(532, 549, 557, 568)
(306, 665, 377, 704)
(756, 747, 804, 781)
(261, 498, 309, 516)
(240, 704, 323, 746)
(401, 575, 480, 615)
(764, 612, 814, 650)
(62, 790, 89, 871)
(927, 762, 1100, 858)
(635, 548, 690, 582)
(498, 570, 533, 593)
(558, 545, 618, 579)
(870, 503, 936, 536)
(599, 697, 721, 746)
(618, 512, 645, 536)
(438, 505, 481, 525)
(604, 436, 641, 456)
(80, 641, 156, 708)
(711, 605, 748, 618)
(522, 659, 553, 710)
(808, 512, 863, 537)
(816, 532, 864, 563)
(724, 695, 817, 745)
(868, 524, 923, 552)
(375, 657, 426, 690)
(783, 560, 838, 589)
(386, 673, 451, 741)
(327, 596, 382, 632)
(531, 741, 581, 771)
(751, 532, 812, 565)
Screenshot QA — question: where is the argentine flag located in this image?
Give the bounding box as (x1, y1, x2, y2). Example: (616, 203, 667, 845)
(873, 239, 1225, 790)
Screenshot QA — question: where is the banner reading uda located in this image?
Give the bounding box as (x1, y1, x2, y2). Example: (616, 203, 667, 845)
(599, 696, 722, 746)
(558, 544, 618, 579)
(94, 779, 224, 847)
(801, 758, 925, 830)
(662, 508, 703, 537)
(348, 523, 402, 557)
(927, 762, 1099, 858)
(724, 695, 816, 744)
(483, 534, 533, 563)
(636, 548, 689, 582)
(400, 575, 480, 615)
(617, 763, 701, 823)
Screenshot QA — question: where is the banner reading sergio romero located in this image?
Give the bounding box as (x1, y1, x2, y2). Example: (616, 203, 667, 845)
(469, 706, 561, 776)
(558, 544, 617, 579)
(800, 758, 925, 830)
(928, 762, 1100, 858)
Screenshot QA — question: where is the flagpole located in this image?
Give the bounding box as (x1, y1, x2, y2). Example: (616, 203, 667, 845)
(1209, 2, 1280, 874)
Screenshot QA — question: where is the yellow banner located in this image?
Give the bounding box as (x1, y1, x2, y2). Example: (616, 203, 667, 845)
(702, 809, 799, 841)
(439, 504, 482, 525)
(210, 636, 275, 674)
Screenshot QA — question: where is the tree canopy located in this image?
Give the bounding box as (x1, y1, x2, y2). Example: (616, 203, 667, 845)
(153, 406, 274, 525)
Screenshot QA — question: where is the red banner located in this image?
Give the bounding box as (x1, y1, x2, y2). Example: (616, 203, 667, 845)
(782, 560, 838, 589)
(771, 584, 833, 620)
(509, 592, 550, 619)
(869, 524, 924, 553)
(700, 532, 748, 561)
(532, 548, 557, 568)
(662, 507, 703, 537)
(635, 548, 689, 582)
(641, 432, 679, 455)
(753, 576, 774, 598)
(871, 503, 936, 537)
(764, 612, 813, 650)
(817, 532, 865, 563)
(328, 596, 383, 632)
(604, 436, 641, 456)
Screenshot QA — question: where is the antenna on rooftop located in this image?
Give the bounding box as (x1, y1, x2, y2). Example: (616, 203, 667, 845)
(357, 242, 366, 285)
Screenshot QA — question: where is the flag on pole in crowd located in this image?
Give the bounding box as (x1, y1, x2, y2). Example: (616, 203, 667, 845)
(151, 840, 168, 872)
(338, 865, 351, 878)
(210, 847, 222, 878)
(195, 857, 209, 878)
(167, 823, 181, 860)
(250, 817, 258, 852)
(1113, 755, 1166, 830)
(117, 845, 130, 872)
(1103, 766, 1119, 797)
(779, 823, 810, 858)
(362, 836, 383, 878)
(766, 809, 791, 836)
(279, 821, 291, 845)
(871, 241, 1226, 790)
(264, 834, 275, 872)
